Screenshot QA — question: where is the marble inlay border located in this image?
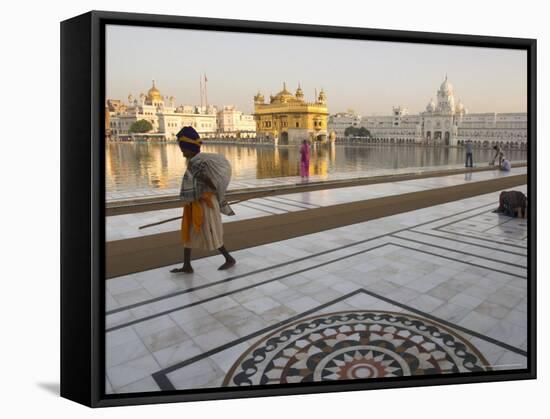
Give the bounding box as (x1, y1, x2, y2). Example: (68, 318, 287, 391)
(106, 237, 526, 334)
(390, 234, 526, 269)
(151, 288, 527, 391)
(264, 195, 322, 208)
(407, 229, 526, 257)
(106, 202, 497, 317)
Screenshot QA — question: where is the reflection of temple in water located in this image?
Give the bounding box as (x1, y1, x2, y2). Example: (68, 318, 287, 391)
(340, 145, 455, 170)
(106, 142, 186, 191)
(255, 143, 334, 179)
(106, 142, 527, 193)
(255, 148, 297, 178)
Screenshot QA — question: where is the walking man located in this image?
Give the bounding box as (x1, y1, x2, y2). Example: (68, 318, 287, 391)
(170, 126, 236, 273)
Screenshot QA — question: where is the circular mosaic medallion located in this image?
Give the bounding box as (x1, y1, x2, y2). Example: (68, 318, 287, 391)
(223, 311, 490, 386)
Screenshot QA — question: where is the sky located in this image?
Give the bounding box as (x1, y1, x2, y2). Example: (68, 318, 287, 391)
(106, 25, 527, 115)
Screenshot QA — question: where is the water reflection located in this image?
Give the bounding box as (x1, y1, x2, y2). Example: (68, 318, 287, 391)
(106, 142, 527, 193)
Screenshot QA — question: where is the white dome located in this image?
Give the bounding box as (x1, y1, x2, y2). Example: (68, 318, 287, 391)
(440, 75, 453, 94)
(426, 98, 436, 112)
(455, 100, 465, 113)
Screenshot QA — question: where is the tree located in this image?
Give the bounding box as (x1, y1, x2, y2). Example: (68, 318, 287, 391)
(358, 127, 370, 137)
(129, 119, 153, 133)
(344, 126, 371, 138)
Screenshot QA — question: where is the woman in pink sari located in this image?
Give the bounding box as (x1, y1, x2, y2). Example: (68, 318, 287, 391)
(299, 140, 310, 181)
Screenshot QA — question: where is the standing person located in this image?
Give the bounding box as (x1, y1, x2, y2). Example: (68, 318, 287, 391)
(170, 126, 236, 274)
(465, 139, 474, 168)
(299, 139, 310, 181)
(490, 144, 504, 166)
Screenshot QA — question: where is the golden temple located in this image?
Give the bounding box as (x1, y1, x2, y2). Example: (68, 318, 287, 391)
(253, 83, 329, 144)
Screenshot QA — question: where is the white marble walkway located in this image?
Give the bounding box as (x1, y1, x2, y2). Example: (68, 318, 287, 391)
(105, 186, 529, 394)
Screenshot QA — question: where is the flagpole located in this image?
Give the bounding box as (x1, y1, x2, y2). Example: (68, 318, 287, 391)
(199, 75, 203, 109)
(204, 73, 208, 108)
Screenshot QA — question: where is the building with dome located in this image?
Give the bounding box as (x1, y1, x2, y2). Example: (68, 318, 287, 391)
(253, 83, 329, 144)
(347, 76, 527, 149)
(108, 80, 219, 141)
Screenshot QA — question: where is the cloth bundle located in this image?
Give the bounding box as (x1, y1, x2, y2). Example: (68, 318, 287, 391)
(179, 152, 235, 216)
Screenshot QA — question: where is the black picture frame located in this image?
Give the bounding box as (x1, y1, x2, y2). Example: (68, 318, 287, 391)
(61, 10, 537, 408)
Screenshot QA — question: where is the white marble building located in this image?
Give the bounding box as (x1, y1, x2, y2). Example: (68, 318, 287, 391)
(108, 81, 218, 141)
(454, 112, 527, 148)
(360, 106, 422, 145)
(337, 77, 527, 148)
(216, 105, 257, 138)
(327, 111, 362, 137)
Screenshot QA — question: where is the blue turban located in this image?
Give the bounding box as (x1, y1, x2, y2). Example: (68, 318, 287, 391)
(177, 126, 202, 153)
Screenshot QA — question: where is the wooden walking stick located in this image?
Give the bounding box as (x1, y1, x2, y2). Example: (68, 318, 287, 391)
(137, 191, 276, 230)
(139, 215, 183, 230)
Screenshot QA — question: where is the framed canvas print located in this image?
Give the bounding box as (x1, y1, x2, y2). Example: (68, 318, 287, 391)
(60, 10, 536, 407)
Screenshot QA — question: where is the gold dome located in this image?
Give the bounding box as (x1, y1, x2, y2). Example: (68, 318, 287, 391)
(147, 80, 162, 101)
(271, 82, 295, 103)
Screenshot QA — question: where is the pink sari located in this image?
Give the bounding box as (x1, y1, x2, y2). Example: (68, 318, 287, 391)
(300, 142, 310, 177)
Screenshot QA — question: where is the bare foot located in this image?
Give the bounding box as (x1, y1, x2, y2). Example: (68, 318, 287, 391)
(218, 258, 236, 270)
(170, 265, 194, 274)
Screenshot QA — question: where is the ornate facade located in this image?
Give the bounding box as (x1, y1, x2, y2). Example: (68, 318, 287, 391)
(332, 76, 527, 149)
(328, 111, 362, 137)
(253, 83, 329, 144)
(216, 106, 257, 138)
(108, 81, 219, 141)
